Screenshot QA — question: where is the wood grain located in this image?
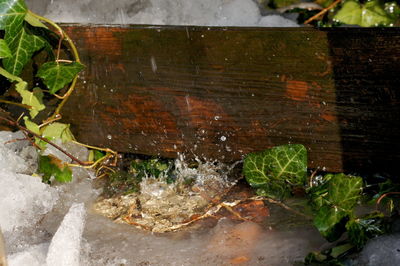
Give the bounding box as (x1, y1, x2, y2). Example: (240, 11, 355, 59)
(60, 25, 400, 174)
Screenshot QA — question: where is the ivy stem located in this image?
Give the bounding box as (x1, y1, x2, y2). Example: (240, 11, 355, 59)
(304, 0, 342, 25)
(27, 11, 81, 119)
(251, 196, 313, 220)
(0, 99, 31, 110)
(0, 114, 90, 166)
(376, 192, 400, 206)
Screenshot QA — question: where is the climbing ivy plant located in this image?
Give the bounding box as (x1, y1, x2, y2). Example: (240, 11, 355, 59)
(265, 0, 400, 26)
(243, 144, 392, 264)
(0, 0, 99, 183)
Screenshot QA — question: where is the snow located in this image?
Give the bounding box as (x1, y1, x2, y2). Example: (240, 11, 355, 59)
(0, 131, 58, 233)
(46, 203, 86, 266)
(0, 130, 326, 265)
(358, 234, 400, 266)
(0, 171, 58, 233)
(26, 0, 299, 27)
(8, 243, 48, 266)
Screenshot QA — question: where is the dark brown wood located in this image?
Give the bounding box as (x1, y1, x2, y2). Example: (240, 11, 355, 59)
(60, 25, 400, 174)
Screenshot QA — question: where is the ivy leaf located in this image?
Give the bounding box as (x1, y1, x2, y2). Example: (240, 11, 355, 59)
(0, 65, 23, 81)
(3, 26, 45, 75)
(311, 173, 363, 241)
(23, 116, 40, 135)
(24, 11, 47, 29)
(15, 84, 45, 118)
(271, 0, 300, 8)
(385, 2, 400, 18)
(334, 1, 362, 26)
(362, 0, 393, 27)
(314, 205, 348, 241)
(38, 155, 72, 183)
(334, 0, 394, 27)
(88, 150, 106, 162)
(0, 39, 11, 58)
(328, 173, 363, 211)
(0, 0, 27, 34)
(346, 213, 387, 248)
(23, 116, 47, 148)
(40, 122, 75, 143)
(243, 144, 307, 200)
(37, 61, 85, 94)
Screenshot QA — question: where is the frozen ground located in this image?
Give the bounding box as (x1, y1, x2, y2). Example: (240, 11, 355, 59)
(0, 130, 329, 265)
(25, 0, 299, 27)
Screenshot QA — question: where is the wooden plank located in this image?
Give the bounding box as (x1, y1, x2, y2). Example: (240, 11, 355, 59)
(60, 25, 400, 174)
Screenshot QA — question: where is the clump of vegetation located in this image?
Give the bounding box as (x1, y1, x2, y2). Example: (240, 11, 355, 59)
(243, 144, 398, 264)
(102, 158, 174, 197)
(262, 0, 400, 26)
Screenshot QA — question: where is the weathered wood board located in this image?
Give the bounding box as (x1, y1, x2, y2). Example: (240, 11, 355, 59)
(61, 25, 400, 174)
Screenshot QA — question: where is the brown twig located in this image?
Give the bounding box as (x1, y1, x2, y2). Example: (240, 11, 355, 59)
(252, 196, 312, 220)
(304, 0, 342, 25)
(376, 192, 400, 206)
(0, 114, 90, 166)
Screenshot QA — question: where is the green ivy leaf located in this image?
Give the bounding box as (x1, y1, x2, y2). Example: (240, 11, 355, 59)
(0, 66, 23, 81)
(362, 0, 393, 27)
(0, 0, 27, 34)
(311, 173, 363, 241)
(40, 122, 75, 143)
(334, 0, 394, 27)
(271, 0, 300, 8)
(88, 150, 106, 162)
(0, 39, 11, 58)
(23, 116, 40, 135)
(346, 213, 387, 248)
(37, 61, 84, 94)
(334, 1, 362, 26)
(314, 205, 348, 241)
(24, 11, 47, 29)
(3, 26, 45, 75)
(328, 173, 363, 211)
(15, 84, 45, 118)
(38, 155, 72, 183)
(23, 116, 47, 148)
(243, 144, 307, 199)
(385, 2, 400, 18)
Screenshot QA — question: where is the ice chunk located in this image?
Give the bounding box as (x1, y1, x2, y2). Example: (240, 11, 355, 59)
(216, 0, 261, 26)
(258, 15, 299, 27)
(46, 203, 86, 266)
(0, 171, 58, 233)
(358, 234, 400, 266)
(8, 243, 49, 266)
(0, 131, 37, 174)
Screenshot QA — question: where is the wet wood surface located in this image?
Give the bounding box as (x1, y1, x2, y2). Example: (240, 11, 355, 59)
(61, 25, 400, 173)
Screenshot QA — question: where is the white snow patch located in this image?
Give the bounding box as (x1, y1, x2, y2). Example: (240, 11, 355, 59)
(258, 14, 299, 27)
(0, 171, 58, 233)
(0, 133, 58, 233)
(46, 203, 86, 266)
(26, 0, 298, 27)
(8, 243, 49, 266)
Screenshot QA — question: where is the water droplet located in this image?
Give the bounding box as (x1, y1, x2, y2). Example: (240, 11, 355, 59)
(220, 136, 226, 141)
(107, 134, 112, 140)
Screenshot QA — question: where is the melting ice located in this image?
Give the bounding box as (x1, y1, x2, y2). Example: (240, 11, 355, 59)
(0, 130, 329, 265)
